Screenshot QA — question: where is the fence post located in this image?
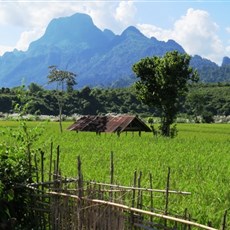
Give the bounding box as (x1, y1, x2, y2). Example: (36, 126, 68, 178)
(131, 170, 137, 229)
(34, 154, 39, 183)
(164, 167, 171, 228)
(56, 145, 60, 175)
(51, 146, 61, 230)
(47, 142, 53, 230)
(52, 158, 58, 230)
(77, 156, 83, 230)
(110, 151, 114, 185)
(41, 150, 44, 185)
(184, 208, 188, 230)
(32, 153, 39, 228)
(149, 172, 154, 224)
(137, 171, 142, 209)
(222, 210, 228, 230)
(40, 150, 46, 229)
(49, 142, 53, 183)
(110, 151, 114, 201)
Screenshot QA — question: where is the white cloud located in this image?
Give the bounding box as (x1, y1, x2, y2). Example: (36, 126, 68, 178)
(136, 24, 171, 41)
(0, 3, 27, 27)
(1, 3, 229, 64)
(226, 45, 230, 53)
(0, 45, 15, 55)
(138, 8, 228, 65)
(114, 1, 137, 28)
(80, 2, 123, 33)
(16, 29, 45, 51)
(0, 1, 138, 53)
(172, 8, 224, 62)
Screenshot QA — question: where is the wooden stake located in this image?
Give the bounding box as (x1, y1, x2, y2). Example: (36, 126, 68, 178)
(77, 155, 83, 229)
(110, 151, 114, 185)
(165, 167, 171, 227)
(110, 151, 114, 201)
(34, 154, 39, 183)
(41, 150, 44, 184)
(137, 171, 142, 209)
(131, 170, 137, 228)
(56, 145, 60, 175)
(222, 210, 228, 230)
(149, 172, 153, 223)
(49, 142, 53, 183)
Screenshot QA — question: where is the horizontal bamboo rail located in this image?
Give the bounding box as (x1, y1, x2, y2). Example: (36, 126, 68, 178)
(48, 191, 217, 230)
(89, 181, 192, 195)
(26, 180, 191, 195)
(30, 178, 77, 186)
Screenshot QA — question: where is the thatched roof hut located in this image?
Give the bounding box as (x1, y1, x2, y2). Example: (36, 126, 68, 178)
(68, 114, 151, 133)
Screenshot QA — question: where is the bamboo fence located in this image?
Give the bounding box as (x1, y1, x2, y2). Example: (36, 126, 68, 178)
(19, 144, 228, 230)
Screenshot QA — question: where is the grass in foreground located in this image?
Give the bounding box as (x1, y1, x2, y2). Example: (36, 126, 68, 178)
(0, 121, 229, 227)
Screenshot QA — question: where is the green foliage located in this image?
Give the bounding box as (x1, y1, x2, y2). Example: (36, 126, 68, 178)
(0, 121, 229, 227)
(133, 51, 198, 136)
(48, 66, 77, 90)
(0, 83, 229, 120)
(201, 111, 214, 123)
(0, 88, 45, 228)
(47, 65, 77, 132)
(147, 117, 154, 124)
(0, 94, 15, 113)
(12, 85, 30, 117)
(0, 141, 33, 228)
(28, 83, 44, 94)
(185, 83, 230, 120)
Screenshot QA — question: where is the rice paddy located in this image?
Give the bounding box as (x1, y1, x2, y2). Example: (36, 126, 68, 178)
(0, 120, 229, 227)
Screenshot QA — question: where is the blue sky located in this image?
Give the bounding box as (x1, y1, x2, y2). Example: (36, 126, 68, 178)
(0, 0, 230, 65)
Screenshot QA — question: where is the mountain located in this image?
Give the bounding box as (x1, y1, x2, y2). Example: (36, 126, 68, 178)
(222, 56, 230, 66)
(0, 13, 229, 88)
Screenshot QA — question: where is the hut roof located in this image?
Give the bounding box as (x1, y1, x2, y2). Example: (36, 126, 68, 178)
(68, 115, 151, 133)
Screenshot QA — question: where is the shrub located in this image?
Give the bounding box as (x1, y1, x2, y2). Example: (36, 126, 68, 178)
(202, 111, 214, 123)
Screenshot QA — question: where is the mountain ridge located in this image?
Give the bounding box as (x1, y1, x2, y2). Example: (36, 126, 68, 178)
(0, 12, 229, 88)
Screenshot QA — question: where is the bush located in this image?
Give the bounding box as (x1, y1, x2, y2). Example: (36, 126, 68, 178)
(202, 111, 214, 123)
(0, 86, 45, 228)
(0, 143, 33, 228)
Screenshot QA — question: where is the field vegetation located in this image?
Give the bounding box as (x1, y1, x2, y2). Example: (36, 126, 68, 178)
(0, 120, 229, 227)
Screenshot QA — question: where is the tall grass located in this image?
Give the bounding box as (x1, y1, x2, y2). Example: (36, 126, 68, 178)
(0, 121, 229, 227)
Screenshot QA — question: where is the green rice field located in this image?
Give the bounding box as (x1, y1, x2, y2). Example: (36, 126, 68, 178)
(0, 120, 230, 228)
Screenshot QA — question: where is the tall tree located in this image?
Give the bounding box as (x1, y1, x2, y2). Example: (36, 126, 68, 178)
(133, 51, 198, 137)
(48, 66, 77, 133)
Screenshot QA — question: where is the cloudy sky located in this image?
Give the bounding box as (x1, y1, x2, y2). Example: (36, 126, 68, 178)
(0, 0, 229, 65)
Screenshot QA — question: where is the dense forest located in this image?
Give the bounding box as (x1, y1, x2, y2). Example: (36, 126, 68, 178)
(0, 83, 229, 121)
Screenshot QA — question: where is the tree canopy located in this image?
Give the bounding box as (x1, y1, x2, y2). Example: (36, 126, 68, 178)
(133, 51, 198, 137)
(47, 66, 77, 132)
(0, 83, 229, 121)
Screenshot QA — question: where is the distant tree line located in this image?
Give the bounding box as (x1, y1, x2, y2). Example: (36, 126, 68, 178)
(0, 82, 229, 120)
(184, 83, 230, 122)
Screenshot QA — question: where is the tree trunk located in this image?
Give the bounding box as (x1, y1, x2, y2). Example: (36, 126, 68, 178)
(57, 94, 63, 133)
(161, 121, 170, 137)
(59, 104, 63, 133)
(160, 107, 176, 137)
(160, 112, 173, 137)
